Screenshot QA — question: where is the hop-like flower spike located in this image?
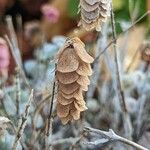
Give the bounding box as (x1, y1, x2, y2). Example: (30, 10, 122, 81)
(78, 0, 111, 31)
(56, 37, 94, 124)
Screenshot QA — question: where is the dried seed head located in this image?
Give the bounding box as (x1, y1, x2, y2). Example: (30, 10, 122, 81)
(56, 37, 94, 124)
(78, 0, 111, 31)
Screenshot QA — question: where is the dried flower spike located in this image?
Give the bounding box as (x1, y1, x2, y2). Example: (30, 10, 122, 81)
(78, 0, 111, 31)
(56, 37, 94, 124)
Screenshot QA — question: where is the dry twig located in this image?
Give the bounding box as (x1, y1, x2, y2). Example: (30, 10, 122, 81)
(84, 127, 148, 150)
(94, 11, 150, 63)
(110, 3, 132, 139)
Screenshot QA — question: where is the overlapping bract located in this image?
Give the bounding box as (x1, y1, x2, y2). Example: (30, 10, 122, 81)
(78, 0, 111, 31)
(56, 37, 94, 124)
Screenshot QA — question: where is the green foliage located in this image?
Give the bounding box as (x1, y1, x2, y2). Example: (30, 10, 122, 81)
(67, 0, 79, 18)
(113, 0, 148, 34)
(114, 0, 147, 21)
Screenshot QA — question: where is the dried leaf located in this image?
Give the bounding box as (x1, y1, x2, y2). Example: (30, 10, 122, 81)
(61, 114, 72, 125)
(76, 98, 86, 105)
(74, 101, 87, 111)
(71, 109, 80, 120)
(76, 62, 92, 76)
(57, 103, 70, 118)
(56, 71, 79, 84)
(73, 43, 94, 63)
(81, 84, 88, 91)
(73, 88, 84, 100)
(77, 75, 90, 86)
(57, 93, 74, 105)
(61, 91, 74, 99)
(61, 88, 84, 100)
(57, 48, 79, 73)
(59, 82, 80, 94)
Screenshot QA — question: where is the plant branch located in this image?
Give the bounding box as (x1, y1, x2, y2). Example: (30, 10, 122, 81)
(94, 11, 150, 63)
(49, 137, 81, 146)
(84, 127, 148, 150)
(110, 3, 133, 139)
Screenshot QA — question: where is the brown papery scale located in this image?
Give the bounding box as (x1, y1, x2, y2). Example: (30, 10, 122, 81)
(56, 37, 94, 124)
(78, 0, 111, 31)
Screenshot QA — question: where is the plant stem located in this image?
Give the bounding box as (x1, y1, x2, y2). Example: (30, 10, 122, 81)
(94, 11, 150, 63)
(84, 127, 148, 150)
(45, 69, 56, 150)
(110, 3, 132, 139)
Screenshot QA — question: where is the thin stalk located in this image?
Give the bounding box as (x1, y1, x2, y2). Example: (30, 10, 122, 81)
(94, 11, 150, 63)
(15, 67, 21, 116)
(45, 68, 56, 150)
(84, 127, 148, 150)
(110, 3, 132, 139)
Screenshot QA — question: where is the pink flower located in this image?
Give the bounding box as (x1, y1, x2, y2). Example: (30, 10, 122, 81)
(0, 37, 10, 72)
(41, 4, 60, 23)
